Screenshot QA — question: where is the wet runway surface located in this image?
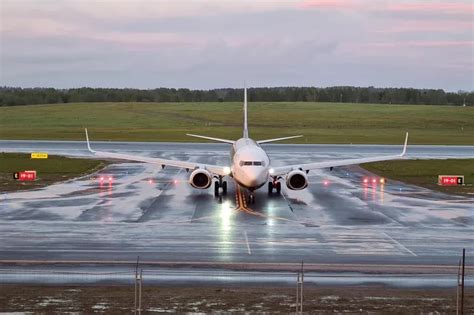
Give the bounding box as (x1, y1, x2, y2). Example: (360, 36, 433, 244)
(0, 141, 473, 269)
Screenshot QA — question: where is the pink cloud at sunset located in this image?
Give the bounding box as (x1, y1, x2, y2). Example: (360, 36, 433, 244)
(387, 2, 473, 13)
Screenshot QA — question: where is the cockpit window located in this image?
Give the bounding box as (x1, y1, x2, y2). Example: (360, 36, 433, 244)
(240, 161, 264, 166)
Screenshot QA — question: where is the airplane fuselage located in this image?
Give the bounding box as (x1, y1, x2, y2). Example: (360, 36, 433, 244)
(231, 138, 270, 190)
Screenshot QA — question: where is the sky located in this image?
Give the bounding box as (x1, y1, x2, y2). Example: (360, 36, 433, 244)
(1, 0, 473, 91)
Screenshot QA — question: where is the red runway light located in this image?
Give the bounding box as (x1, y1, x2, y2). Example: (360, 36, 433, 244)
(363, 178, 368, 184)
(100, 176, 104, 181)
(108, 176, 113, 181)
(372, 178, 377, 184)
(323, 180, 329, 186)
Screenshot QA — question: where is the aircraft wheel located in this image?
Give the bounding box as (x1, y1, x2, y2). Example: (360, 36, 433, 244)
(222, 181, 227, 195)
(276, 182, 281, 194)
(214, 181, 220, 197)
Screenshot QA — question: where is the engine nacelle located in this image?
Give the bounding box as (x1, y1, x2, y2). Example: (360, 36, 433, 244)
(286, 170, 308, 190)
(189, 169, 212, 189)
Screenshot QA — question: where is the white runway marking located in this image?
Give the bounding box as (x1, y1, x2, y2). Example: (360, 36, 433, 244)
(244, 231, 251, 255)
(383, 232, 417, 257)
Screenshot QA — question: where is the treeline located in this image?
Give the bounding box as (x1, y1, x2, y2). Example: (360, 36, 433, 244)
(0, 86, 472, 106)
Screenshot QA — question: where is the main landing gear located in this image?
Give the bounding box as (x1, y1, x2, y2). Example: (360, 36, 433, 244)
(268, 180, 281, 194)
(214, 176, 227, 197)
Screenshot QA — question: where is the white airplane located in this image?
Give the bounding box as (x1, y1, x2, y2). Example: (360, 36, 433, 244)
(85, 88, 408, 203)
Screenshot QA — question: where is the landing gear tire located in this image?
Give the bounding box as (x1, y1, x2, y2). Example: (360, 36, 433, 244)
(268, 182, 273, 194)
(276, 182, 281, 194)
(214, 181, 219, 197)
(222, 181, 227, 195)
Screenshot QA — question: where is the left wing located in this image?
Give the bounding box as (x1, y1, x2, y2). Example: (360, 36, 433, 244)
(271, 133, 408, 176)
(257, 135, 303, 144)
(85, 129, 231, 176)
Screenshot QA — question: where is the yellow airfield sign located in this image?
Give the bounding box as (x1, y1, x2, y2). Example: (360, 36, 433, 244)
(31, 152, 48, 159)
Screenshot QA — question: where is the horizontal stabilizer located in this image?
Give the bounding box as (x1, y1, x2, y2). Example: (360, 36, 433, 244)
(186, 134, 235, 144)
(257, 135, 303, 144)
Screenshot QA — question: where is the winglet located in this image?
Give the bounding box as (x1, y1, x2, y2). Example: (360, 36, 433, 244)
(400, 132, 408, 156)
(85, 128, 95, 153)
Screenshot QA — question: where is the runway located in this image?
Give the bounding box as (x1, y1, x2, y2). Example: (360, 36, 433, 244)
(0, 141, 473, 279)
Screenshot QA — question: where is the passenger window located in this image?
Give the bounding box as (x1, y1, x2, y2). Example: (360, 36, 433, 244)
(243, 161, 252, 166)
(253, 161, 262, 166)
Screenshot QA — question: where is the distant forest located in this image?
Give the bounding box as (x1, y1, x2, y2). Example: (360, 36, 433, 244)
(0, 86, 472, 106)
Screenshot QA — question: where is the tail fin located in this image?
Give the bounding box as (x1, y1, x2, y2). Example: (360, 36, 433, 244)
(243, 86, 249, 138)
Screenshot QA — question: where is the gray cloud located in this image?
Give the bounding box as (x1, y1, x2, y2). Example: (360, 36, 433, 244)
(1, 0, 472, 91)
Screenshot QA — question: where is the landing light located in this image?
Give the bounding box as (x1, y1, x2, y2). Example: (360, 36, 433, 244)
(269, 168, 275, 175)
(380, 178, 385, 184)
(223, 166, 231, 175)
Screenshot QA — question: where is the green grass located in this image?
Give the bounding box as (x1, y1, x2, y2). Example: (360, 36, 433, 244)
(0, 153, 108, 192)
(0, 102, 473, 144)
(361, 159, 474, 195)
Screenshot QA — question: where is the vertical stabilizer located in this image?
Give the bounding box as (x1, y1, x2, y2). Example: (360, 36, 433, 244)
(243, 86, 249, 138)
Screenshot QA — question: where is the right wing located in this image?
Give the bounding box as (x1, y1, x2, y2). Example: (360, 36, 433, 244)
(271, 133, 409, 176)
(85, 129, 231, 176)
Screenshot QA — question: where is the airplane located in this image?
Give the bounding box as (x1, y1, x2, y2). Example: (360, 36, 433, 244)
(85, 88, 408, 203)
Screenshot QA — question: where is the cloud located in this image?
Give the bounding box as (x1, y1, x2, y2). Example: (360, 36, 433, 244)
(367, 40, 474, 48)
(299, 0, 365, 9)
(1, 0, 472, 91)
(387, 2, 473, 13)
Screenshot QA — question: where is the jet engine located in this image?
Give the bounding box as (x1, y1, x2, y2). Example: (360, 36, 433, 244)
(286, 170, 308, 190)
(189, 169, 212, 189)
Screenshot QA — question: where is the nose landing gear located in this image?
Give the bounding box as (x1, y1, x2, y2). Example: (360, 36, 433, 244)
(248, 191, 255, 204)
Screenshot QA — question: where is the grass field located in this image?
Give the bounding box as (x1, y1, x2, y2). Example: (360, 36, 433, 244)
(0, 153, 108, 192)
(361, 159, 474, 195)
(0, 102, 473, 144)
(1, 285, 471, 314)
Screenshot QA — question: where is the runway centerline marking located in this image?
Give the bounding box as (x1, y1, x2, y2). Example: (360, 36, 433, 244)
(244, 230, 251, 255)
(233, 183, 314, 225)
(383, 232, 417, 257)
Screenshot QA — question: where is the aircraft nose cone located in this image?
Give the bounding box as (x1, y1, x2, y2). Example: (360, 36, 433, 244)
(246, 169, 268, 187)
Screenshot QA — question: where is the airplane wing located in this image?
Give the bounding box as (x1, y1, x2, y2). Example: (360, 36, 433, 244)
(270, 133, 409, 176)
(186, 134, 235, 144)
(85, 129, 231, 176)
(257, 135, 303, 144)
